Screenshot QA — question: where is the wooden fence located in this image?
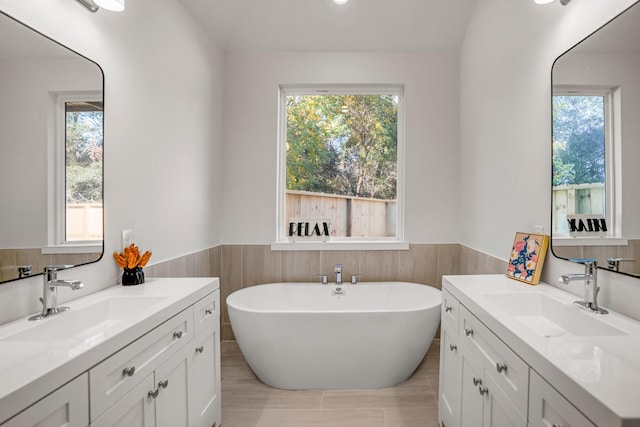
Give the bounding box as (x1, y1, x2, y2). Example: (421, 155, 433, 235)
(286, 190, 396, 237)
(552, 183, 604, 233)
(66, 203, 103, 241)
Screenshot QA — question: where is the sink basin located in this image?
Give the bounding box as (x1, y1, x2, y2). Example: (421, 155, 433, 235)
(1, 296, 165, 343)
(485, 293, 626, 338)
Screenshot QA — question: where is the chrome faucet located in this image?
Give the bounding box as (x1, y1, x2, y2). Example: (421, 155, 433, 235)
(29, 266, 84, 321)
(558, 259, 607, 315)
(334, 264, 343, 285)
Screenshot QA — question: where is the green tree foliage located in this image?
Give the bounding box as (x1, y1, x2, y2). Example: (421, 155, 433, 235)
(552, 95, 605, 186)
(286, 94, 397, 199)
(66, 110, 103, 203)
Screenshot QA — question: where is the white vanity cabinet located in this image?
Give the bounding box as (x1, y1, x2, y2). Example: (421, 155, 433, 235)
(91, 290, 221, 427)
(438, 275, 634, 427)
(0, 278, 220, 427)
(440, 288, 527, 427)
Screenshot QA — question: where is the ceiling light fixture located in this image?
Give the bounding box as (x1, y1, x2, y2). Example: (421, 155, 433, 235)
(75, 0, 99, 12)
(333, 0, 349, 5)
(94, 0, 125, 11)
(75, 0, 125, 12)
(535, 0, 572, 5)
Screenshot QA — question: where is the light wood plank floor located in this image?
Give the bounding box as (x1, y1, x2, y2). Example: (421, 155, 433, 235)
(221, 339, 440, 427)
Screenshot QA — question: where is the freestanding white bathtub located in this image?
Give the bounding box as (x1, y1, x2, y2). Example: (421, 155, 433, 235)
(227, 282, 442, 390)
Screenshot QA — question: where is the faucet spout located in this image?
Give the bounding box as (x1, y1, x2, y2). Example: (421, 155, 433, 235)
(558, 273, 587, 284)
(51, 279, 84, 290)
(558, 259, 607, 315)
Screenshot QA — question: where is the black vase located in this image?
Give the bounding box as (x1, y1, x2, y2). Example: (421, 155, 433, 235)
(122, 267, 145, 286)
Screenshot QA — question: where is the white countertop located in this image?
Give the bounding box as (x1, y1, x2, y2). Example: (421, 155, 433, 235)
(0, 277, 218, 422)
(443, 274, 640, 427)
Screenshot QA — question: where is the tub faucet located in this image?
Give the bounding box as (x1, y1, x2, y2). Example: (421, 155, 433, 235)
(558, 259, 607, 315)
(334, 264, 342, 285)
(607, 257, 635, 272)
(29, 266, 84, 321)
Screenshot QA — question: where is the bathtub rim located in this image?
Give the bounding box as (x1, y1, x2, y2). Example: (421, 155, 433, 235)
(226, 281, 442, 314)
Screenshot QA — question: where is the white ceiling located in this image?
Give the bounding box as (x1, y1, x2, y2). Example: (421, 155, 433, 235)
(176, 0, 479, 52)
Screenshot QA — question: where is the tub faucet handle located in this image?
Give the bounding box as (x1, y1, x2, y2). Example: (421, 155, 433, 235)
(317, 274, 329, 285)
(351, 274, 363, 284)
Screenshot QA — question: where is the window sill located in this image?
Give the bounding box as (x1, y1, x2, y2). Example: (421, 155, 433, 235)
(270, 241, 410, 251)
(552, 236, 628, 247)
(42, 243, 102, 254)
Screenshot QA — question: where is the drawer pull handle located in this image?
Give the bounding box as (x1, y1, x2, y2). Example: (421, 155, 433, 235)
(478, 385, 489, 396)
(472, 377, 482, 386)
(196, 345, 205, 353)
(205, 308, 213, 315)
(496, 362, 508, 373)
(173, 330, 184, 339)
(449, 344, 457, 351)
(148, 388, 159, 399)
(464, 328, 474, 337)
(122, 366, 136, 377)
(445, 306, 452, 313)
(158, 379, 169, 389)
(552, 424, 564, 427)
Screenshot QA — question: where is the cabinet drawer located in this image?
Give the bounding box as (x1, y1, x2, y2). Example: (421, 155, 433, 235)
(529, 370, 595, 427)
(459, 305, 529, 417)
(193, 291, 218, 336)
(441, 289, 460, 333)
(89, 307, 194, 422)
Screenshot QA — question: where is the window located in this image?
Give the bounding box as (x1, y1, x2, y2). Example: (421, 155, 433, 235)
(53, 93, 103, 245)
(277, 86, 404, 244)
(552, 87, 617, 236)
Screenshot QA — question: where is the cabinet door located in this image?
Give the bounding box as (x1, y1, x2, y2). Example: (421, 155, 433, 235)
(190, 327, 221, 427)
(529, 370, 595, 427)
(482, 373, 527, 427)
(459, 343, 484, 427)
(154, 342, 192, 427)
(91, 374, 155, 427)
(1, 374, 88, 427)
(439, 323, 461, 427)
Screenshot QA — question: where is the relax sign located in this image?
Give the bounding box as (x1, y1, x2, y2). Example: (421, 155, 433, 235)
(288, 218, 331, 242)
(567, 214, 607, 237)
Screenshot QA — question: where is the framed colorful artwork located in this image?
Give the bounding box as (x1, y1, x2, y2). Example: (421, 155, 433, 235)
(506, 232, 550, 285)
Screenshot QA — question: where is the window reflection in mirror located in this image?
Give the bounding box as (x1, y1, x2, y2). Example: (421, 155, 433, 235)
(61, 98, 104, 243)
(552, 88, 612, 235)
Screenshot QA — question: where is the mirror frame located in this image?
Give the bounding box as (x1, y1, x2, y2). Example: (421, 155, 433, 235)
(0, 10, 105, 284)
(550, 1, 640, 278)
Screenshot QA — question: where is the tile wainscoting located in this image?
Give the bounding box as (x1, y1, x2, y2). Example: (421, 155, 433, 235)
(145, 244, 507, 341)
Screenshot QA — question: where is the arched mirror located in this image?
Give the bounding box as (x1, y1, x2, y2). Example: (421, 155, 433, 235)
(551, 2, 640, 277)
(0, 11, 104, 283)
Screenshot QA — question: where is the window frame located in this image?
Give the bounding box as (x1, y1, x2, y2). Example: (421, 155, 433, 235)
(47, 91, 103, 251)
(275, 84, 406, 249)
(552, 85, 621, 241)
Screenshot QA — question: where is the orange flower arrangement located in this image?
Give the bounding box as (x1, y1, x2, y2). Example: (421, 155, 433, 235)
(113, 244, 152, 270)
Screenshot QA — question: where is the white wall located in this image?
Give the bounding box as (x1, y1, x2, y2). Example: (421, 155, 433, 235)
(460, 0, 640, 319)
(0, 0, 224, 324)
(222, 52, 460, 244)
(0, 58, 101, 247)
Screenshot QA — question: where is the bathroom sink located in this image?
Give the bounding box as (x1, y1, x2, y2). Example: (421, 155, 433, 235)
(485, 293, 626, 338)
(1, 296, 165, 343)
